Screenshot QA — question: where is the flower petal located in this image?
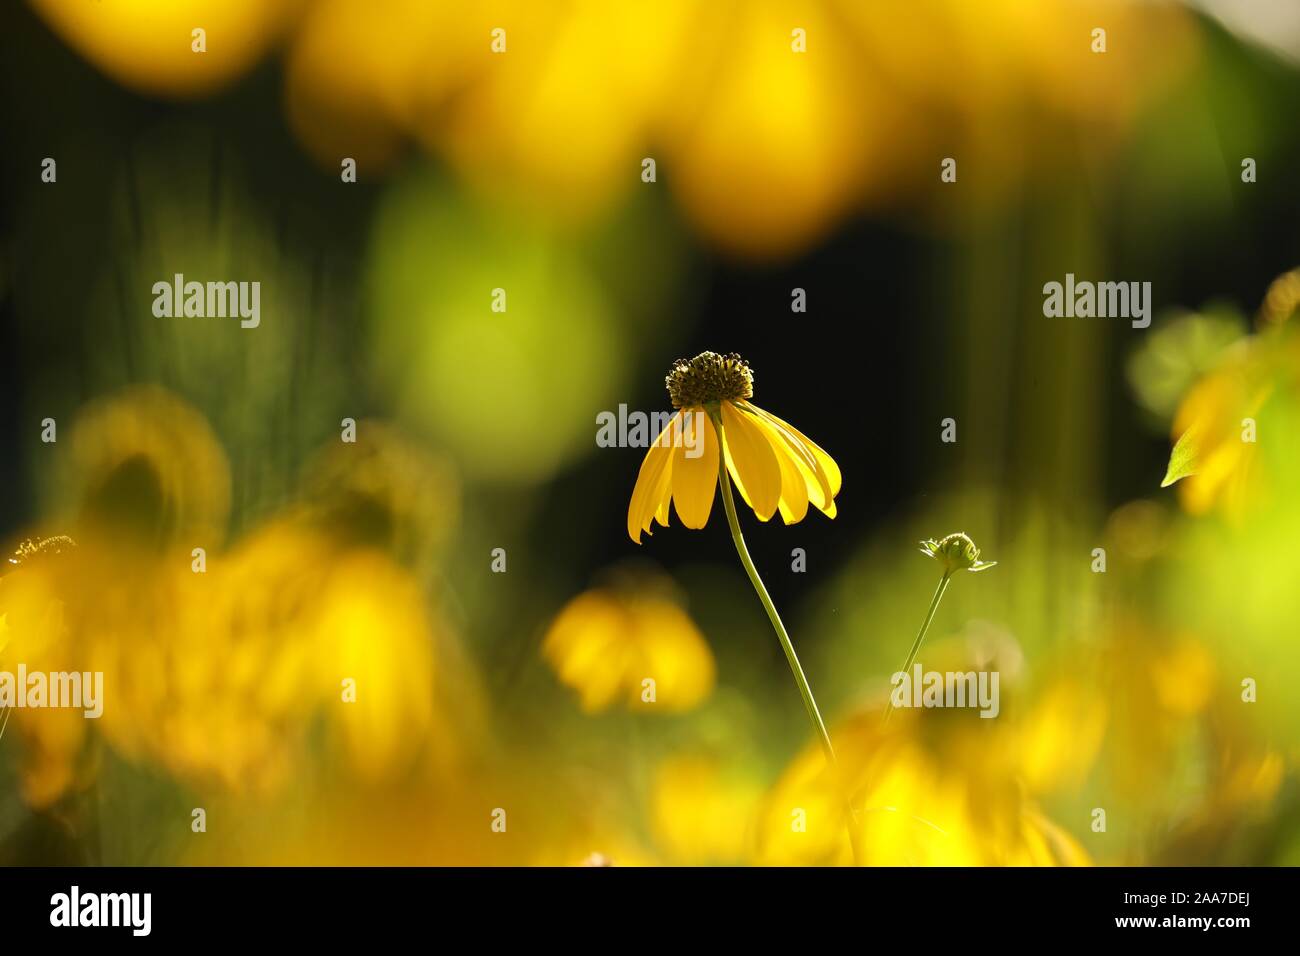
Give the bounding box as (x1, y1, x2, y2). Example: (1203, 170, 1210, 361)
(720, 401, 782, 521)
(627, 412, 678, 543)
(737, 400, 839, 517)
(654, 477, 673, 528)
(749, 402, 841, 495)
(644, 421, 678, 536)
(671, 408, 719, 529)
(747, 411, 810, 524)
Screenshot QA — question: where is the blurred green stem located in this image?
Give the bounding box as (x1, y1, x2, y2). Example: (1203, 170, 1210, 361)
(884, 571, 952, 724)
(712, 411, 864, 866)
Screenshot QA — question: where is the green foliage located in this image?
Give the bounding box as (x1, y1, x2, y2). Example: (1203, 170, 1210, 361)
(1161, 426, 1200, 487)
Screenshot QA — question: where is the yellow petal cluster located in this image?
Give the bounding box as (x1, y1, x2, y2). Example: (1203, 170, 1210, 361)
(628, 399, 840, 543)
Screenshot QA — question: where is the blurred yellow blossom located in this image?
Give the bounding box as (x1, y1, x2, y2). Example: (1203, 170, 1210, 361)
(0, 388, 476, 804)
(30, 0, 1204, 256)
(542, 574, 714, 714)
(650, 754, 764, 865)
(756, 632, 1094, 866)
(1094, 621, 1217, 810)
(1088, 620, 1285, 863)
(278, 0, 1198, 256)
(1162, 278, 1300, 519)
(284, 0, 470, 172)
(756, 706, 1091, 866)
(1163, 340, 1272, 517)
(1014, 680, 1108, 795)
(30, 0, 305, 99)
(63, 385, 231, 552)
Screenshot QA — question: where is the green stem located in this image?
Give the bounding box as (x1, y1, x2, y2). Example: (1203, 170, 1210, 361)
(884, 571, 952, 724)
(711, 412, 863, 866)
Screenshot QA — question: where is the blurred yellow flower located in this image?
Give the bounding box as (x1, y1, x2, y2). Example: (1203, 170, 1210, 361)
(0, 538, 93, 807)
(756, 630, 1096, 867)
(1014, 680, 1107, 795)
(0, 389, 476, 805)
(757, 701, 1092, 867)
(312, 549, 440, 781)
(542, 576, 714, 714)
(650, 754, 763, 865)
(628, 352, 840, 543)
(284, 0, 470, 172)
(34, 0, 1199, 256)
(276, 0, 1199, 256)
(98, 520, 475, 794)
(662, 0, 878, 258)
(1162, 275, 1300, 519)
(1163, 340, 1272, 518)
(1094, 621, 1218, 809)
(30, 0, 304, 98)
(64, 385, 231, 552)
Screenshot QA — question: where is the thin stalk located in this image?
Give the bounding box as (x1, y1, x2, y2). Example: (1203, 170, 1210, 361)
(884, 571, 952, 724)
(711, 411, 863, 866)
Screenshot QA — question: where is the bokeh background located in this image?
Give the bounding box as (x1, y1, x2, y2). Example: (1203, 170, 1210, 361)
(2, 0, 1300, 865)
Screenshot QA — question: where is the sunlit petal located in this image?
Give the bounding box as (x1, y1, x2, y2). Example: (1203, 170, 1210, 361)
(627, 412, 679, 543)
(671, 409, 719, 529)
(720, 401, 782, 521)
(737, 400, 838, 517)
(744, 408, 810, 524)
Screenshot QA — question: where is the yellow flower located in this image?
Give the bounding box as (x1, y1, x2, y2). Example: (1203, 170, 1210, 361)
(627, 352, 841, 543)
(0, 391, 474, 805)
(1161, 271, 1300, 518)
(757, 686, 1094, 867)
(30, 0, 303, 99)
(67, 385, 231, 552)
(541, 573, 714, 713)
(650, 754, 763, 865)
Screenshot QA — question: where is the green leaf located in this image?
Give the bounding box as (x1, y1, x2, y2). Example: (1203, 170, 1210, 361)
(1161, 426, 1200, 487)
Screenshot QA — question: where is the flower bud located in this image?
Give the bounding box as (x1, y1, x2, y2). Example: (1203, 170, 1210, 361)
(918, 532, 996, 573)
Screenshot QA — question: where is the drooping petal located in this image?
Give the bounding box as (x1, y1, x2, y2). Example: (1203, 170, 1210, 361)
(733, 403, 831, 516)
(642, 417, 679, 538)
(644, 440, 675, 537)
(735, 401, 827, 505)
(720, 401, 782, 521)
(738, 400, 840, 517)
(653, 470, 674, 529)
(746, 410, 810, 523)
(745, 401, 842, 496)
(627, 412, 679, 543)
(771, 408, 842, 497)
(671, 408, 719, 529)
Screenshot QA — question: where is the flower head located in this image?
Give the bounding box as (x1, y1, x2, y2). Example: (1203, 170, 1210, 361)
(665, 351, 754, 408)
(628, 352, 841, 543)
(919, 532, 996, 573)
